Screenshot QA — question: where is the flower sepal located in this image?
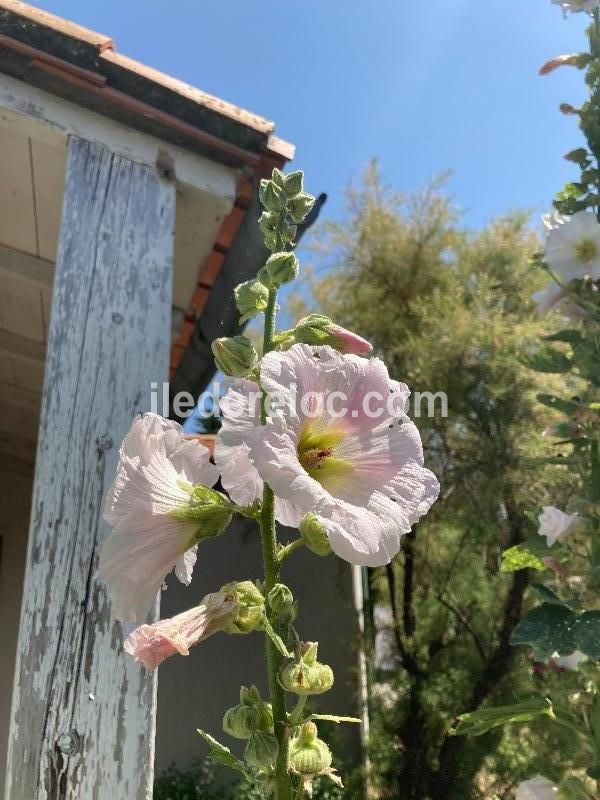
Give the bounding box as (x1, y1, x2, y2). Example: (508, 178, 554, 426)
(221, 580, 265, 634)
(212, 336, 258, 378)
(222, 685, 274, 740)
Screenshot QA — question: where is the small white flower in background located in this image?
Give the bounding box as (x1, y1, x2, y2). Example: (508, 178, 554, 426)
(552, 0, 600, 14)
(554, 649, 588, 670)
(515, 776, 558, 800)
(217, 344, 439, 566)
(537, 505, 578, 546)
(97, 414, 219, 622)
(544, 210, 600, 282)
(124, 590, 237, 670)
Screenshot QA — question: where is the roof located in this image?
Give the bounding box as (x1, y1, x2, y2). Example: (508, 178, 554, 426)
(0, 0, 294, 167)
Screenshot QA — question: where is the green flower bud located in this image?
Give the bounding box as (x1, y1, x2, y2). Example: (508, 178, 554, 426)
(267, 583, 297, 623)
(171, 488, 232, 540)
(283, 170, 304, 197)
(281, 223, 297, 246)
(221, 580, 265, 634)
(279, 642, 334, 696)
(299, 514, 332, 557)
(289, 722, 332, 776)
(258, 252, 299, 288)
(258, 211, 278, 250)
(259, 179, 286, 213)
(244, 731, 279, 771)
(222, 685, 273, 739)
(235, 279, 270, 323)
(288, 191, 315, 223)
(211, 336, 258, 378)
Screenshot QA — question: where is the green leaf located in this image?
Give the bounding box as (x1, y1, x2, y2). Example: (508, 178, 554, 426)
(521, 346, 572, 374)
(559, 776, 594, 799)
(575, 611, 600, 659)
(542, 329, 582, 345)
(306, 714, 361, 724)
(197, 730, 250, 778)
(449, 698, 554, 736)
(510, 603, 577, 660)
(530, 583, 567, 606)
(501, 537, 554, 573)
(501, 545, 545, 573)
(536, 393, 581, 416)
(262, 616, 292, 659)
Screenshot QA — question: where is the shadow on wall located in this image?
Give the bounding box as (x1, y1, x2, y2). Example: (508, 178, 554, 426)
(155, 516, 362, 777)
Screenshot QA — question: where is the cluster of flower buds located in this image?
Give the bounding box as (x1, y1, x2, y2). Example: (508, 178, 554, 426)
(279, 641, 334, 696)
(258, 168, 315, 250)
(222, 685, 279, 773)
(220, 580, 265, 634)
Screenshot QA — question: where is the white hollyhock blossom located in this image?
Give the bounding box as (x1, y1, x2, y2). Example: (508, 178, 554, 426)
(552, 0, 600, 13)
(545, 210, 600, 282)
(216, 345, 439, 566)
(554, 650, 587, 670)
(98, 413, 219, 622)
(515, 776, 558, 800)
(538, 505, 578, 546)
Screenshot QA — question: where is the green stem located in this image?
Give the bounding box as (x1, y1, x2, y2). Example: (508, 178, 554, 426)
(260, 283, 291, 800)
(288, 695, 308, 727)
(278, 539, 306, 563)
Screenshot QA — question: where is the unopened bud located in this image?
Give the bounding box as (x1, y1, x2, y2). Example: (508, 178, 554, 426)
(292, 314, 373, 356)
(171, 488, 232, 540)
(258, 251, 299, 288)
(289, 722, 332, 776)
(289, 192, 315, 223)
(279, 642, 334, 695)
(259, 211, 278, 250)
(299, 514, 332, 557)
(268, 583, 297, 622)
(235, 279, 269, 322)
(539, 53, 588, 75)
(222, 685, 273, 739)
(559, 102, 579, 116)
(283, 170, 304, 197)
(212, 336, 258, 378)
(271, 168, 285, 189)
(244, 731, 279, 771)
(221, 580, 265, 634)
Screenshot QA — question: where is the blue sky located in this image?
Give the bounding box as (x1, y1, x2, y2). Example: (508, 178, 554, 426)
(35, 0, 591, 230)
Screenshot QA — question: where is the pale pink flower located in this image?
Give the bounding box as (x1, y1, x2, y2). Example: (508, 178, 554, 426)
(545, 210, 600, 282)
(551, 0, 600, 13)
(216, 345, 439, 566)
(538, 506, 578, 547)
(98, 414, 219, 622)
(515, 776, 558, 800)
(124, 590, 237, 669)
(554, 650, 587, 670)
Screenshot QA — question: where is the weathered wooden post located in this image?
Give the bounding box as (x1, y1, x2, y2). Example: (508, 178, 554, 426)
(5, 136, 175, 799)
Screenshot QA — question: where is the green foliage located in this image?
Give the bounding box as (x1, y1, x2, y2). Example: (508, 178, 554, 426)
(450, 698, 555, 737)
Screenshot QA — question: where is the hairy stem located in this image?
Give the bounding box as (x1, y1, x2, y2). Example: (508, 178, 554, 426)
(260, 284, 291, 800)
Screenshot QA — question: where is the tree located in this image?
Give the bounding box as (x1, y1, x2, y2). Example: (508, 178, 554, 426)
(306, 164, 576, 799)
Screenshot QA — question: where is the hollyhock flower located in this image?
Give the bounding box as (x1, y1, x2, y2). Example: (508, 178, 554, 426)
(544, 210, 600, 282)
(537, 506, 578, 546)
(216, 345, 439, 566)
(515, 776, 558, 800)
(124, 590, 237, 669)
(98, 414, 220, 622)
(554, 650, 587, 670)
(551, 0, 600, 13)
(531, 282, 568, 314)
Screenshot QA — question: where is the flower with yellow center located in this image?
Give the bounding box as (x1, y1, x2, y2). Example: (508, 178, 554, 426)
(215, 345, 439, 566)
(544, 210, 600, 282)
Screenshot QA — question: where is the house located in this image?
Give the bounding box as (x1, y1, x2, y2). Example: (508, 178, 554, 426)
(0, 2, 361, 797)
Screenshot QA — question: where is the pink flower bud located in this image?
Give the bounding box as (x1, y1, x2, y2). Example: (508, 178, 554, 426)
(329, 323, 373, 355)
(292, 314, 373, 356)
(539, 54, 582, 75)
(124, 591, 237, 670)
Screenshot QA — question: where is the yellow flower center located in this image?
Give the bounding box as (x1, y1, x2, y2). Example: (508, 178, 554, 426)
(574, 238, 597, 263)
(297, 425, 353, 487)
